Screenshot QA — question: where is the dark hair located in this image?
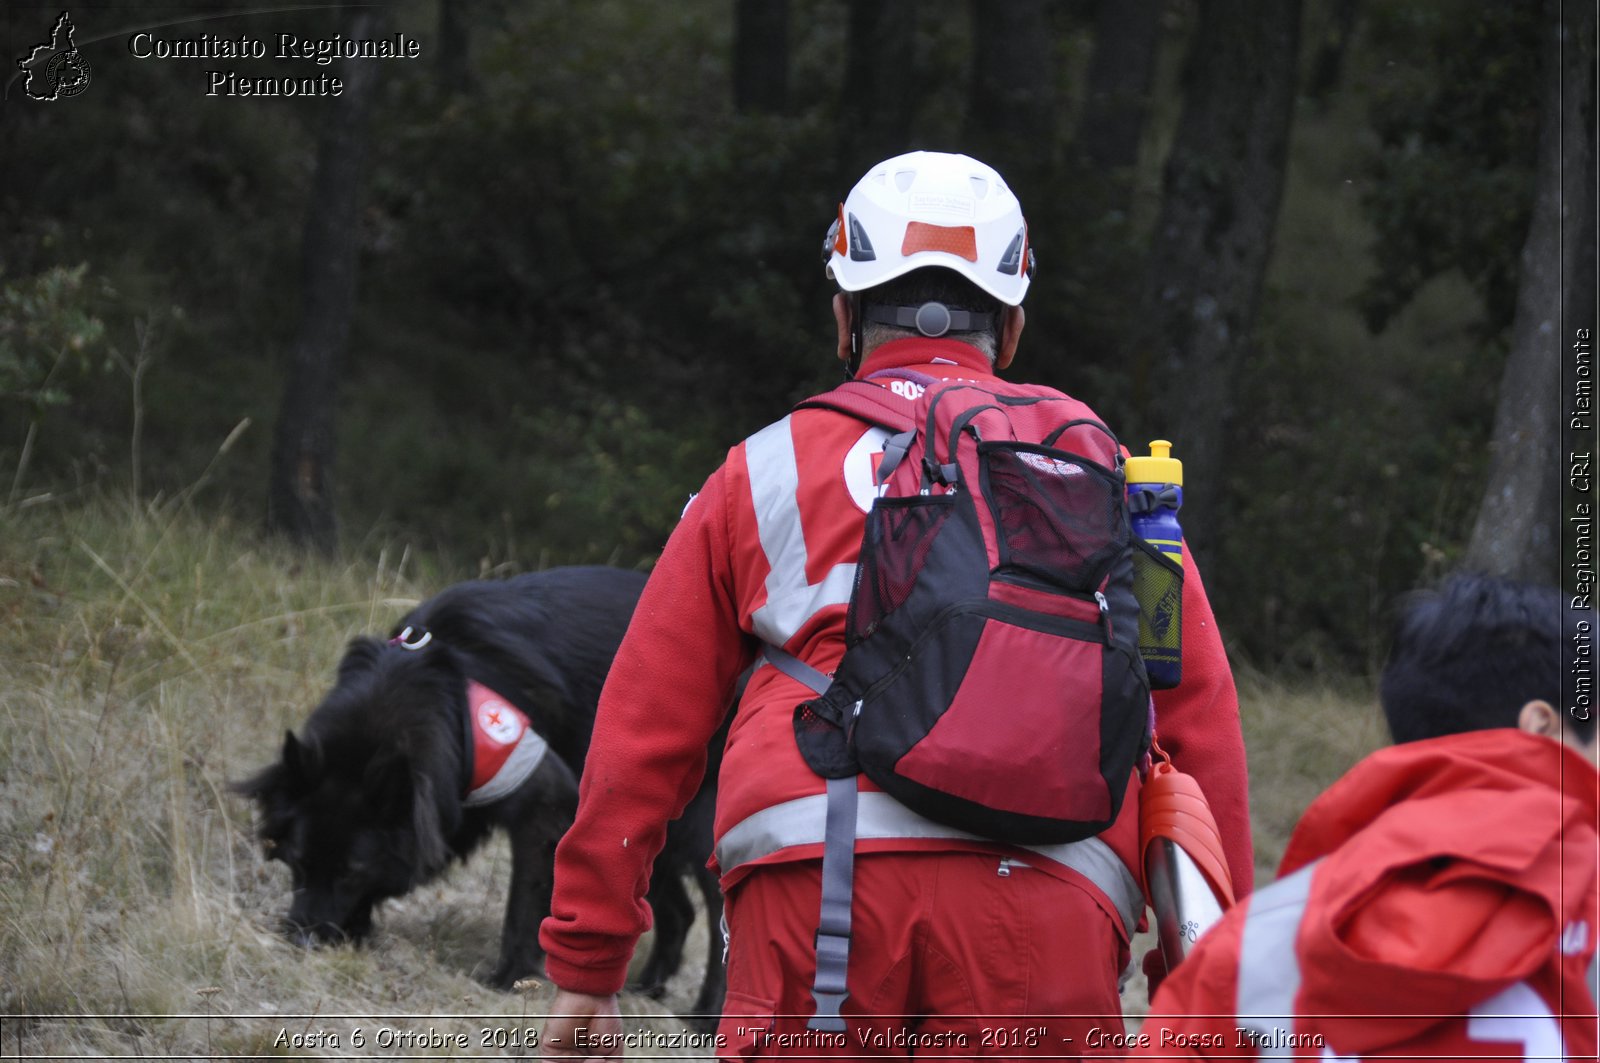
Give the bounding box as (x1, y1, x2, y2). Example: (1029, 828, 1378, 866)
(859, 268, 1004, 358)
(1379, 573, 1590, 743)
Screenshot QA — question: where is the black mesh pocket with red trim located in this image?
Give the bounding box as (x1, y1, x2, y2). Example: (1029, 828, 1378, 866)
(979, 443, 1125, 593)
(846, 495, 955, 647)
(793, 699, 858, 778)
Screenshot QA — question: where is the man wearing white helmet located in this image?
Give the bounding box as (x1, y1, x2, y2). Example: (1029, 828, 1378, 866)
(540, 152, 1252, 1058)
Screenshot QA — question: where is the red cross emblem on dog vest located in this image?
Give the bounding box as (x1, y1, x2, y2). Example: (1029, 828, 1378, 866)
(464, 680, 550, 806)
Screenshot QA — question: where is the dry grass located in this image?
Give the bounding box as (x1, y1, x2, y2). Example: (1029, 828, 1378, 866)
(0, 495, 713, 1059)
(1235, 664, 1389, 878)
(1, 495, 1386, 1057)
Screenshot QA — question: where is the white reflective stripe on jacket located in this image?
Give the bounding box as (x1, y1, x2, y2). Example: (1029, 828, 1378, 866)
(745, 415, 866, 648)
(1234, 861, 1320, 1057)
(1231, 859, 1594, 1060)
(715, 788, 1145, 936)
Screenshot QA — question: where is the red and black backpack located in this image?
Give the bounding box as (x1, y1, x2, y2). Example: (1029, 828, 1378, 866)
(779, 368, 1152, 841)
(765, 368, 1153, 1030)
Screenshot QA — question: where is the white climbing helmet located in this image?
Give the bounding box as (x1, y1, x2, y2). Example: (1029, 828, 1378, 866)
(823, 151, 1035, 306)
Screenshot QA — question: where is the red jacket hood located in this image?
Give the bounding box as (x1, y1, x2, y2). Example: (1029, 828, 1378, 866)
(1280, 730, 1598, 1052)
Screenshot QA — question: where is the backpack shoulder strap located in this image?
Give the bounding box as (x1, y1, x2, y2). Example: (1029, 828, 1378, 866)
(795, 371, 930, 433)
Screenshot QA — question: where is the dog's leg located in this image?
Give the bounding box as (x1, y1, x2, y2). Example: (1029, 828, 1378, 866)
(636, 868, 692, 999)
(491, 756, 577, 990)
(688, 865, 725, 1032)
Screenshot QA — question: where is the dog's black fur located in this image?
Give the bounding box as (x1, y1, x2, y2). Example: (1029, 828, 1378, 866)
(235, 566, 727, 1018)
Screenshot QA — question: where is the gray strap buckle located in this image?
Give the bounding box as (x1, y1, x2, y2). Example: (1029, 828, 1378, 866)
(808, 930, 851, 1033)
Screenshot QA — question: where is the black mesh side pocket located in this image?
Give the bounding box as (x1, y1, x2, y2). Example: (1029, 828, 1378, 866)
(793, 700, 859, 778)
(979, 443, 1124, 593)
(847, 495, 955, 646)
(1131, 538, 1183, 689)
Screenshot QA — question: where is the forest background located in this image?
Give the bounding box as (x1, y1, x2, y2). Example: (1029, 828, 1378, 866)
(3, 0, 1594, 671)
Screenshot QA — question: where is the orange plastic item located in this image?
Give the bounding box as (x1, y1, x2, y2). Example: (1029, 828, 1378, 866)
(1139, 738, 1236, 907)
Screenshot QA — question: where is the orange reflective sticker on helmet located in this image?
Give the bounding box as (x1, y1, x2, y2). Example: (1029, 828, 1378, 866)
(833, 204, 849, 256)
(901, 221, 978, 262)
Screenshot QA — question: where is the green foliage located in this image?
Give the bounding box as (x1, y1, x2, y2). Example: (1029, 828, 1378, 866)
(1209, 3, 1508, 671)
(1226, 270, 1495, 669)
(1357, 1, 1542, 335)
(337, 355, 725, 568)
(0, 264, 111, 410)
(0, 0, 1551, 672)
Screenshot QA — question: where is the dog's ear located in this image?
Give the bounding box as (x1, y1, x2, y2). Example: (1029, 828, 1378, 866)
(282, 730, 303, 775)
(337, 636, 386, 682)
(362, 749, 412, 817)
(229, 731, 310, 800)
(282, 729, 325, 782)
(363, 753, 451, 875)
(229, 760, 280, 800)
(410, 773, 452, 873)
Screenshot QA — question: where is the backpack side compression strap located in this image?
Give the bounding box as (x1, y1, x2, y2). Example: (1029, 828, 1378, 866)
(812, 775, 858, 1032)
(762, 643, 834, 695)
(761, 644, 857, 1033)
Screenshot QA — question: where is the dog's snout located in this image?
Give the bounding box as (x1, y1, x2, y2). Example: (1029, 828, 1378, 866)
(285, 923, 320, 949)
(283, 917, 352, 949)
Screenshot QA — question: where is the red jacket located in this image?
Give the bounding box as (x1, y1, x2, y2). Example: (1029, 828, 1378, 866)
(539, 338, 1253, 996)
(1138, 729, 1600, 1059)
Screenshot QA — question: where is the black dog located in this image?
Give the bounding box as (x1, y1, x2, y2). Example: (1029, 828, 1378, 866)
(235, 566, 726, 1018)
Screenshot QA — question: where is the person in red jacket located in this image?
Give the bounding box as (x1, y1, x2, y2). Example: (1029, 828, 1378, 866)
(539, 151, 1253, 1060)
(1136, 574, 1599, 1060)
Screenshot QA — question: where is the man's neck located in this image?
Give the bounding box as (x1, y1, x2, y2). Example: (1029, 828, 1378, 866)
(856, 337, 995, 379)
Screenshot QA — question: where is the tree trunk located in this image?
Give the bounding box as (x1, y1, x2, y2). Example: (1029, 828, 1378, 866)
(1136, 0, 1302, 563)
(1463, 0, 1594, 582)
(1075, 0, 1164, 176)
(266, 8, 385, 554)
(1305, 0, 1359, 105)
(837, 0, 919, 169)
(733, 0, 788, 114)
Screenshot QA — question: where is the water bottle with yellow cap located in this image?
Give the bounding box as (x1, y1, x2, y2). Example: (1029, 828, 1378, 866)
(1126, 440, 1184, 688)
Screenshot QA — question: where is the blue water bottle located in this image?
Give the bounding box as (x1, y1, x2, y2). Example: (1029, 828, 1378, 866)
(1126, 440, 1184, 688)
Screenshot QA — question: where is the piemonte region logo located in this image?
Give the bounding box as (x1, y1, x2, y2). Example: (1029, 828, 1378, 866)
(17, 11, 92, 101)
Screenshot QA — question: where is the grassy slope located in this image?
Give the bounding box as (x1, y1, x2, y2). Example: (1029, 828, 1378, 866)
(0, 496, 1385, 1057)
(0, 497, 708, 1059)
